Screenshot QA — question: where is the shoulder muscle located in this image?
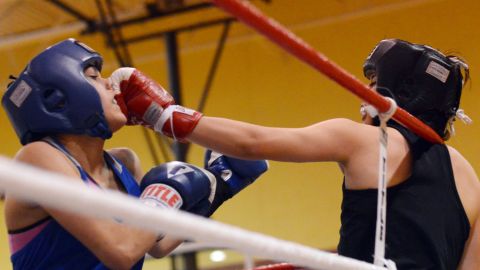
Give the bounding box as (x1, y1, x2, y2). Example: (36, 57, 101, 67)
(15, 141, 79, 178)
(107, 147, 143, 181)
(298, 118, 374, 162)
(447, 146, 480, 223)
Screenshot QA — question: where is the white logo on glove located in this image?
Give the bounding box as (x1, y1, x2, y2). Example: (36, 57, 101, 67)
(166, 163, 195, 178)
(141, 183, 183, 209)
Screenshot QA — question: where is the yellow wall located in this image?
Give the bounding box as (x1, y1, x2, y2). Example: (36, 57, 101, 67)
(1, 0, 480, 269)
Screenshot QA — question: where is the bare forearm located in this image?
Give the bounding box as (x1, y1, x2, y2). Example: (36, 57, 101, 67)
(187, 117, 362, 163)
(104, 221, 159, 263)
(48, 208, 158, 269)
(187, 116, 268, 159)
(148, 236, 184, 258)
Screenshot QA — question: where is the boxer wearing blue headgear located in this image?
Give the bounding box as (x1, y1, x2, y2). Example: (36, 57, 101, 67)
(3, 39, 269, 270)
(116, 38, 480, 269)
(3, 38, 112, 145)
(3, 39, 155, 270)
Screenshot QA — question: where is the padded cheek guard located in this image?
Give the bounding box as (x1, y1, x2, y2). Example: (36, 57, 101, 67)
(2, 38, 111, 145)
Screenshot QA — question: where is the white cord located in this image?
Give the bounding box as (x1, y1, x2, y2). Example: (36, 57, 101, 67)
(373, 97, 397, 270)
(0, 156, 387, 270)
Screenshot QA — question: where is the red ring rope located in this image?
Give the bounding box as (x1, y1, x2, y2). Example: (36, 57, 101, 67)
(212, 0, 443, 144)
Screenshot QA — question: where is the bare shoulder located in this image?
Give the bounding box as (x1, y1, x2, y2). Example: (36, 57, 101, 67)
(317, 118, 366, 130)
(107, 147, 143, 181)
(15, 141, 79, 178)
(107, 147, 140, 170)
(317, 118, 391, 146)
(301, 118, 378, 162)
(308, 118, 374, 140)
(331, 118, 408, 147)
(6, 141, 81, 228)
(447, 145, 480, 186)
(447, 145, 480, 223)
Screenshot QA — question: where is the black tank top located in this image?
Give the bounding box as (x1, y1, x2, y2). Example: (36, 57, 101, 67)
(337, 122, 470, 270)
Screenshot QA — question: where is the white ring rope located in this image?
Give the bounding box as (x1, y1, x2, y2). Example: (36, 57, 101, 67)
(0, 156, 386, 270)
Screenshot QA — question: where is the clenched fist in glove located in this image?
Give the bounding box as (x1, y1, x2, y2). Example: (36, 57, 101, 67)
(203, 150, 269, 216)
(140, 161, 216, 216)
(140, 152, 269, 217)
(110, 67, 202, 141)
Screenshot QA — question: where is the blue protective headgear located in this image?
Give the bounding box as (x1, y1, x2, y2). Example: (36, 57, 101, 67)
(363, 39, 467, 139)
(2, 38, 112, 145)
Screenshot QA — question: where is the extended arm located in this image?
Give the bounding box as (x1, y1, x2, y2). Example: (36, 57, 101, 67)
(110, 67, 365, 164)
(187, 116, 364, 163)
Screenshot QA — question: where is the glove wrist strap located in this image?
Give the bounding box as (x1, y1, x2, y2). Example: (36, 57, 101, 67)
(154, 105, 202, 141)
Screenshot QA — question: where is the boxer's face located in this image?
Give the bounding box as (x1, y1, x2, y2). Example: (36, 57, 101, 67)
(84, 66, 127, 132)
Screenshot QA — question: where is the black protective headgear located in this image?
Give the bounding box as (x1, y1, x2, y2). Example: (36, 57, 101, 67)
(363, 39, 467, 139)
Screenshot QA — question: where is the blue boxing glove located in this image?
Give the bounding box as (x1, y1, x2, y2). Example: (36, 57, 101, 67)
(204, 150, 268, 216)
(140, 161, 216, 216)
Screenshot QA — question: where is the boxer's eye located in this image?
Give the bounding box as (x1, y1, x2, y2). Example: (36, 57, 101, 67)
(84, 66, 101, 80)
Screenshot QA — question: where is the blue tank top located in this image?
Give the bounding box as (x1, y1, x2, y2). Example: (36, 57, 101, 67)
(9, 137, 145, 270)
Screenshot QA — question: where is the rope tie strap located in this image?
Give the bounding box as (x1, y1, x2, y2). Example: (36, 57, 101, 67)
(372, 97, 397, 270)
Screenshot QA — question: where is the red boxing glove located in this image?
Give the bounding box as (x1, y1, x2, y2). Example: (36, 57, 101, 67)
(110, 67, 174, 126)
(110, 68, 202, 141)
(154, 105, 202, 142)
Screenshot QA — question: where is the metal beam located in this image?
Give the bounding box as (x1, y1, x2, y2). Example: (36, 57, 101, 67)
(184, 20, 231, 159)
(47, 0, 96, 32)
(83, 2, 213, 34)
(164, 31, 188, 162)
(95, 0, 127, 66)
(196, 20, 232, 113)
(105, 0, 134, 66)
(95, 0, 164, 165)
(123, 17, 234, 45)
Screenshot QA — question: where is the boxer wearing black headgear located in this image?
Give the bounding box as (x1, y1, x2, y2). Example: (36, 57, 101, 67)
(362, 39, 469, 139)
(126, 37, 479, 269)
